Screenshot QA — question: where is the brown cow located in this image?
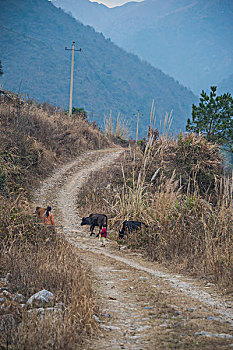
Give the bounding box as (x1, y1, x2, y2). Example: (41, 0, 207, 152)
(35, 206, 46, 219)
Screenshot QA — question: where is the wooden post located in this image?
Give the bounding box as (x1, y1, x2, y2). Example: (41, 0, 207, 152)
(69, 42, 75, 116)
(136, 111, 140, 143)
(65, 41, 81, 116)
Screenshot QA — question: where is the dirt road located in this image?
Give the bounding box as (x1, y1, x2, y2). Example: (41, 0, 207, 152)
(34, 148, 233, 349)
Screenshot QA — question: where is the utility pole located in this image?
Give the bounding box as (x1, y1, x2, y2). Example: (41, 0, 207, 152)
(65, 41, 81, 116)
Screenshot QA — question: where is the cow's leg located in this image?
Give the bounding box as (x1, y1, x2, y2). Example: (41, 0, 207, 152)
(90, 224, 95, 236)
(96, 225, 101, 238)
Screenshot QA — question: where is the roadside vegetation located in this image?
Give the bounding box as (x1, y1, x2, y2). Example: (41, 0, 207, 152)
(0, 91, 111, 349)
(78, 129, 233, 292)
(1, 89, 232, 348)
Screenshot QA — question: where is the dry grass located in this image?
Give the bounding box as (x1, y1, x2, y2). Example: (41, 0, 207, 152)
(0, 92, 111, 194)
(144, 178, 233, 285)
(0, 93, 106, 349)
(122, 134, 232, 289)
(0, 226, 97, 349)
(104, 112, 129, 147)
(76, 133, 233, 291)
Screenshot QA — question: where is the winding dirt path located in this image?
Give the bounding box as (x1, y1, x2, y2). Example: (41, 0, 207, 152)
(34, 148, 233, 349)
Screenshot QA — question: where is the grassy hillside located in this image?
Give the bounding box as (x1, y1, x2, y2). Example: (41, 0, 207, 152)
(55, 0, 233, 95)
(0, 0, 197, 138)
(0, 91, 111, 195)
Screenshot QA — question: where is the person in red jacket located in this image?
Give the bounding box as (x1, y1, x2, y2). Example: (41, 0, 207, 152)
(43, 206, 55, 227)
(100, 224, 107, 247)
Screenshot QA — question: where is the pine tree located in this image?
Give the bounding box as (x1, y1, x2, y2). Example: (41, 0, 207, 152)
(186, 86, 233, 152)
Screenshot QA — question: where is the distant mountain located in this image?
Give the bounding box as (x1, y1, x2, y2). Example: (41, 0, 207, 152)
(218, 73, 233, 96)
(0, 0, 196, 138)
(53, 0, 110, 25)
(53, 0, 233, 95)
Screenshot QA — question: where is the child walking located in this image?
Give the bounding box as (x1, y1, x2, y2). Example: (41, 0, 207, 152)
(100, 224, 107, 247)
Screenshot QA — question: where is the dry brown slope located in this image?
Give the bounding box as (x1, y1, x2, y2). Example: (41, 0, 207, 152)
(34, 148, 233, 349)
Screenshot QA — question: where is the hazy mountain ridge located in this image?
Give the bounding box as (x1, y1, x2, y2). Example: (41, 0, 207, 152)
(53, 0, 233, 95)
(219, 73, 233, 96)
(0, 0, 197, 137)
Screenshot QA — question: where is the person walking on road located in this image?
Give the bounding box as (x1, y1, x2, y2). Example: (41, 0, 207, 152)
(100, 224, 107, 247)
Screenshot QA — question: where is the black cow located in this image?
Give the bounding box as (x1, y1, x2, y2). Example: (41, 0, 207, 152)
(119, 220, 148, 239)
(81, 214, 108, 237)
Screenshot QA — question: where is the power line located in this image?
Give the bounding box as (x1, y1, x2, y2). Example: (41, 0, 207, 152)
(82, 50, 117, 104)
(1, 23, 115, 98)
(1, 24, 121, 114)
(1, 23, 116, 101)
(0, 24, 50, 48)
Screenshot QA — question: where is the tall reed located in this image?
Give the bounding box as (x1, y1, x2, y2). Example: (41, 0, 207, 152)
(104, 112, 128, 139)
(116, 131, 232, 288)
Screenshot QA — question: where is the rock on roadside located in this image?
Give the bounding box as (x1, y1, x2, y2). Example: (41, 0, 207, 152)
(27, 290, 55, 308)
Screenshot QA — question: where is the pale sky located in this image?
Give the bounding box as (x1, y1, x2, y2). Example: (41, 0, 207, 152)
(90, 0, 143, 8)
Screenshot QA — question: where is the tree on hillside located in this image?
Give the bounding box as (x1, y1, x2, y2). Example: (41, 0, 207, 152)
(186, 86, 233, 152)
(72, 107, 87, 120)
(0, 60, 3, 75)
